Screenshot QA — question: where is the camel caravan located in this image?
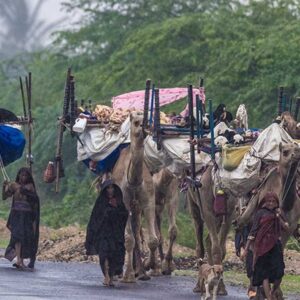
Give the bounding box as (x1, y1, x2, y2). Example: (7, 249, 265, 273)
(47, 70, 300, 299)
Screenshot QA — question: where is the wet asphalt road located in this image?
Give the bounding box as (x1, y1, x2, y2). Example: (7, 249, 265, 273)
(0, 258, 250, 300)
(0, 259, 297, 300)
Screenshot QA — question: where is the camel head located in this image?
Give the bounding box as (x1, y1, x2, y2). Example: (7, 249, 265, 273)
(280, 111, 300, 138)
(279, 142, 300, 166)
(129, 111, 145, 146)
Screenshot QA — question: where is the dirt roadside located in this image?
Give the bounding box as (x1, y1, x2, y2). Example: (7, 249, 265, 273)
(1, 219, 300, 275)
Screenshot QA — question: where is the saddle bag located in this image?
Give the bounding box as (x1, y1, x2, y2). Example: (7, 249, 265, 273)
(43, 161, 56, 183)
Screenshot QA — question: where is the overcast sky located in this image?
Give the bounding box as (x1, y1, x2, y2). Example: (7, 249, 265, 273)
(38, 0, 67, 24)
(32, 0, 79, 42)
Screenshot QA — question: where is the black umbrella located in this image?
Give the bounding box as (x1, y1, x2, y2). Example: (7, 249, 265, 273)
(0, 108, 18, 122)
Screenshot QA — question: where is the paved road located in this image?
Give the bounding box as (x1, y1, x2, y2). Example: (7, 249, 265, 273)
(0, 258, 296, 300)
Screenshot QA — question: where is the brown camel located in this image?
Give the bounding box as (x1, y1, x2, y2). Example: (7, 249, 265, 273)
(187, 163, 235, 295)
(112, 111, 159, 282)
(280, 111, 300, 139)
(153, 168, 179, 275)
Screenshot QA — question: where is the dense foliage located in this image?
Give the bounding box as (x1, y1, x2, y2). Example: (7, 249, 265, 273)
(1, 1, 300, 249)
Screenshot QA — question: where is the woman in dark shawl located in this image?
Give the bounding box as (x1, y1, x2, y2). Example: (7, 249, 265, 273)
(213, 104, 233, 126)
(85, 179, 128, 286)
(2, 167, 40, 269)
(241, 192, 289, 300)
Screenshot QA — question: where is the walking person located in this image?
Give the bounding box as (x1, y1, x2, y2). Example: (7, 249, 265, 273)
(241, 191, 289, 300)
(85, 179, 128, 286)
(2, 167, 40, 269)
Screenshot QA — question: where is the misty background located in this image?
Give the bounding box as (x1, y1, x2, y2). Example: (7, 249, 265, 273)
(0, 0, 76, 59)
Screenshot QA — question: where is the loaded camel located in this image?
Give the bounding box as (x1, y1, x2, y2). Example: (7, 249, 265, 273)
(187, 164, 235, 295)
(112, 111, 159, 282)
(238, 112, 300, 245)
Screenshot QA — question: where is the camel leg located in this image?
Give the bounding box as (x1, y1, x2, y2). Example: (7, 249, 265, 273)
(162, 191, 178, 275)
(121, 216, 136, 283)
(155, 192, 165, 264)
(205, 234, 213, 265)
(188, 192, 205, 258)
(143, 195, 160, 276)
(132, 209, 150, 281)
(218, 214, 234, 261)
(208, 220, 222, 264)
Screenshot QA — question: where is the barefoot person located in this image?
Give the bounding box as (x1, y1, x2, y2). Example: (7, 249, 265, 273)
(2, 167, 40, 269)
(241, 191, 289, 300)
(85, 179, 128, 286)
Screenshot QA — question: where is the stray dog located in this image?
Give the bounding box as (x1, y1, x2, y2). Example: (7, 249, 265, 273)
(196, 259, 223, 300)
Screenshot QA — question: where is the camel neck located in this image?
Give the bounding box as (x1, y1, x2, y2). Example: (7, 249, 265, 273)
(128, 143, 144, 186)
(159, 169, 174, 188)
(280, 161, 299, 211)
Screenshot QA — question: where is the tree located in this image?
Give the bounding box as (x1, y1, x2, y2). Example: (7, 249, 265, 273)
(0, 0, 62, 59)
(56, 0, 238, 63)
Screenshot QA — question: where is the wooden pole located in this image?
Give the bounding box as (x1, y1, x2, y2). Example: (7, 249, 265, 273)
(294, 97, 300, 121)
(69, 75, 75, 134)
(19, 77, 27, 119)
(55, 68, 71, 193)
(143, 79, 151, 130)
(209, 99, 215, 160)
(196, 95, 201, 153)
(188, 84, 196, 180)
(25, 72, 33, 173)
(154, 88, 161, 150)
(149, 84, 155, 128)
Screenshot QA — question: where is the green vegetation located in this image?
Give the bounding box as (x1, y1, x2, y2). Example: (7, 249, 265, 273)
(175, 269, 300, 295)
(225, 271, 300, 295)
(0, 1, 300, 239)
(0, 239, 8, 248)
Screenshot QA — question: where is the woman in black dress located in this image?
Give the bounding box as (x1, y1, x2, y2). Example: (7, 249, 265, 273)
(3, 167, 40, 269)
(85, 179, 128, 286)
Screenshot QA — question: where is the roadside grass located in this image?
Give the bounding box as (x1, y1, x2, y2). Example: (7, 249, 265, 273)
(223, 271, 300, 295)
(0, 238, 8, 248)
(174, 269, 300, 295)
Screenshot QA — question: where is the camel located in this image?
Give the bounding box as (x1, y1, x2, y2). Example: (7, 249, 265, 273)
(280, 111, 300, 139)
(153, 168, 179, 275)
(112, 111, 159, 282)
(187, 165, 237, 281)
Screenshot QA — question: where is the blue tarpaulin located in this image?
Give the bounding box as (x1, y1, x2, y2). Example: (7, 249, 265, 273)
(83, 143, 129, 174)
(0, 125, 26, 166)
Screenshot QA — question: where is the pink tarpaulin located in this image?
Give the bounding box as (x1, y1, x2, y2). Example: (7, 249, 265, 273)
(112, 87, 206, 112)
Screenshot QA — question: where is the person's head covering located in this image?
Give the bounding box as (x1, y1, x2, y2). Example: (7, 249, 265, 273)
(213, 104, 233, 123)
(260, 191, 279, 208)
(99, 179, 123, 206)
(85, 178, 128, 256)
(16, 167, 35, 187)
(214, 104, 226, 118)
